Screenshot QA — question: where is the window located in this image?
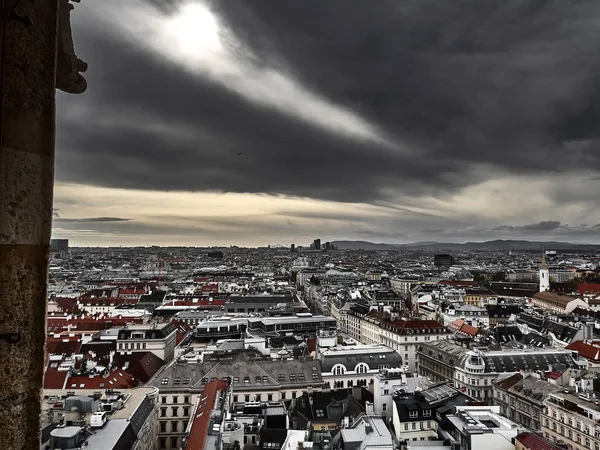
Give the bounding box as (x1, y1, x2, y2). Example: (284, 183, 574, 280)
(383, 404, 387, 412)
(268, 394, 273, 401)
(173, 377, 181, 385)
(171, 421, 178, 432)
(404, 424, 409, 431)
(233, 395, 238, 402)
(184, 396, 189, 404)
(159, 437, 166, 449)
(161, 396, 166, 404)
(172, 407, 178, 416)
(384, 389, 389, 395)
(245, 395, 250, 402)
(292, 392, 297, 399)
(244, 376, 250, 383)
(281, 393, 286, 400)
(160, 422, 166, 432)
(161, 377, 169, 385)
(233, 377, 239, 383)
(173, 396, 178, 404)
(412, 423, 416, 430)
(409, 411, 418, 419)
(160, 407, 166, 417)
(171, 437, 178, 449)
(183, 407, 189, 416)
(183, 377, 191, 385)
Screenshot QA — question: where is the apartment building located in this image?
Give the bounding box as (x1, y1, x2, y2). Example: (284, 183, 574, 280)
(391, 384, 475, 444)
(319, 344, 403, 390)
(439, 406, 521, 450)
(454, 348, 579, 403)
(379, 319, 450, 372)
(372, 368, 428, 417)
(149, 350, 323, 450)
(531, 292, 587, 314)
(492, 373, 561, 431)
(542, 392, 600, 450)
(416, 340, 467, 384)
(117, 322, 178, 362)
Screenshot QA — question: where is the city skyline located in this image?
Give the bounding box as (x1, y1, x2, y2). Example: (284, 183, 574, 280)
(54, 0, 600, 246)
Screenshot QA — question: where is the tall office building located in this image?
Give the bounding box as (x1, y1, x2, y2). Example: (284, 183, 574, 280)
(50, 239, 69, 253)
(433, 253, 455, 270)
(313, 238, 321, 250)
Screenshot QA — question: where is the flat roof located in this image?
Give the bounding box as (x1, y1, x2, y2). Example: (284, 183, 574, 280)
(84, 419, 130, 450)
(251, 315, 336, 326)
(111, 387, 157, 420)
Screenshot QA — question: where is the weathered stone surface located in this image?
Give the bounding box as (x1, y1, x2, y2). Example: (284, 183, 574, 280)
(0, 1, 59, 448)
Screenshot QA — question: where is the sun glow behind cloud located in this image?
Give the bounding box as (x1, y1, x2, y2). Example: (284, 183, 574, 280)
(80, 0, 397, 148)
(164, 3, 223, 56)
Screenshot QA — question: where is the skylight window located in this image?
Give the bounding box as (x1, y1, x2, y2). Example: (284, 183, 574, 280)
(161, 378, 169, 385)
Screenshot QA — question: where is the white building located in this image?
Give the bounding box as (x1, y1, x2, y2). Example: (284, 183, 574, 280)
(441, 406, 521, 450)
(319, 344, 403, 390)
(117, 322, 178, 362)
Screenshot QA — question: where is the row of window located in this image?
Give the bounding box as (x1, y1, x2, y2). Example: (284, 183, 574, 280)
(159, 436, 178, 450)
(118, 342, 146, 350)
(160, 406, 190, 417)
(161, 395, 190, 404)
(403, 421, 433, 430)
(159, 420, 187, 433)
(544, 419, 596, 448)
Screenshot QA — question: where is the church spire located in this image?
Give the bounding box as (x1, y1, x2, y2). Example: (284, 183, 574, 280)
(540, 249, 548, 270)
(539, 247, 550, 292)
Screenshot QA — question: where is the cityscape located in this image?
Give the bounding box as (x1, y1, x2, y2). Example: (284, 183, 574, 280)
(3, 1, 600, 450)
(41, 238, 600, 450)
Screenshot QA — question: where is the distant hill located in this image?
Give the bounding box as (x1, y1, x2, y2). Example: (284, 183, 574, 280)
(332, 239, 600, 251)
(330, 240, 401, 250)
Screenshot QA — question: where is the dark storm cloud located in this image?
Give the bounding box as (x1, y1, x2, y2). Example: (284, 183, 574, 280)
(57, 0, 600, 205)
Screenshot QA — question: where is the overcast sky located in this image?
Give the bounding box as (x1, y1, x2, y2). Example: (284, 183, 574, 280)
(53, 0, 600, 246)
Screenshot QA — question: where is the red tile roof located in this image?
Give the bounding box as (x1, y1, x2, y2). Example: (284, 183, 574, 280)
(448, 319, 479, 337)
(113, 351, 165, 383)
(516, 432, 564, 450)
(46, 338, 82, 356)
(565, 340, 600, 362)
(578, 283, 600, 295)
(172, 319, 194, 345)
(185, 380, 228, 450)
(55, 297, 78, 312)
(43, 368, 69, 389)
(118, 288, 145, 296)
(67, 371, 136, 389)
(79, 297, 139, 306)
(493, 373, 523, 390)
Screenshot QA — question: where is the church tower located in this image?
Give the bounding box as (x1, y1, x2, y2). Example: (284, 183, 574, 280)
(539, 251, 550, 292)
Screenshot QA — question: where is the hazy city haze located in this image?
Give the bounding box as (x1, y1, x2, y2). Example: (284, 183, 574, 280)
(54, 0, 600, 246)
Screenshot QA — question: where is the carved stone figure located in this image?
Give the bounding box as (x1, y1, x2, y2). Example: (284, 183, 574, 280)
(56, 0, 87, 94)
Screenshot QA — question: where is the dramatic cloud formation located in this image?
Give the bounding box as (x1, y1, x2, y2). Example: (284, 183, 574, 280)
(53, 0, 600, 245)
